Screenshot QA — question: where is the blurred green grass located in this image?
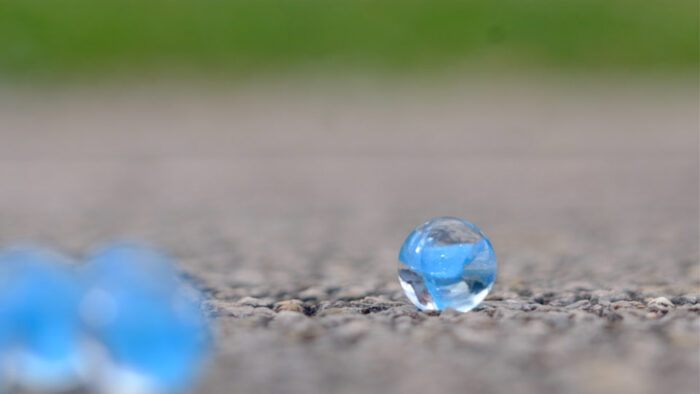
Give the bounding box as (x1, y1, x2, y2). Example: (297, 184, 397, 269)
(0, 0, 697, 80)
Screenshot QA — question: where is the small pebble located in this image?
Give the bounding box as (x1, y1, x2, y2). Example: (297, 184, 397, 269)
(274, 299, 306, 314)
(647, 297, 674, 312)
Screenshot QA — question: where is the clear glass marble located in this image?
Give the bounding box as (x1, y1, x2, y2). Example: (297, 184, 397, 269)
(0, 246, 85, 391)
(82, 243, 210, 392)
(398, 217, 497, 312)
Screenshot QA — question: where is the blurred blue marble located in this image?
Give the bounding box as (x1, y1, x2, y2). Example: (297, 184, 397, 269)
(398, 217, 497, 312)
(82, 243, 210, 392)
(0, 246, 85, 391)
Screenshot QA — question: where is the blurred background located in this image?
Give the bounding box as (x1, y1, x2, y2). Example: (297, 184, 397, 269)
(0, 1, 698, 393)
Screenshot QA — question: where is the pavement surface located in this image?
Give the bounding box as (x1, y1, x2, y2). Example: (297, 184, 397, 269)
(0, 79, 698, 394)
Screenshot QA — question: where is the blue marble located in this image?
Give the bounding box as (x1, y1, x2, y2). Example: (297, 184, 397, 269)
(398, 217, 497, 312)
(0, 246, 85, 390)
(82, 243, 210, 392)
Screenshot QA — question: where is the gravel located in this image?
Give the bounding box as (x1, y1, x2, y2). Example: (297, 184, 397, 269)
(0, 81, 697, 394)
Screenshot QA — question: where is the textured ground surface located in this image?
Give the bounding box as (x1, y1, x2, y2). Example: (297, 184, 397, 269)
(0, 80, 698, 394)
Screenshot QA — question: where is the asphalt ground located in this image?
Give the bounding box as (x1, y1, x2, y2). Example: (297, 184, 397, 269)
(0, 80, 697, 394)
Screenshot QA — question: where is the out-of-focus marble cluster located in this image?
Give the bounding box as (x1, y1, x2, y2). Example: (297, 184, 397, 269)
(0, 243, 211, 393)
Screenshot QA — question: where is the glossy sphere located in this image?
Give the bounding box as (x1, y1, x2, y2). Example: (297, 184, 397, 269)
(82, 243, 210, 392)
(398, 217, 497, 312)
(0, 246, 85, 391)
